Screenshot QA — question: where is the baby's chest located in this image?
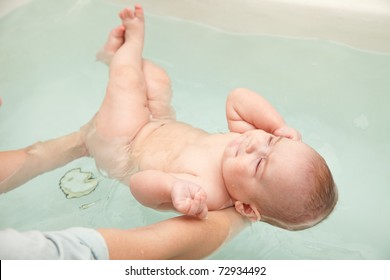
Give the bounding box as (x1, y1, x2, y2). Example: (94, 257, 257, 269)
(172, 145, 218, 172)
(180, 150, 231, 210)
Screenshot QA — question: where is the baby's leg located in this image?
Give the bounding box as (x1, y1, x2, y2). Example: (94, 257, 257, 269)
(95, 25, 125, 65)
(97, 26, 175, 120)
(143, 61, 175, 120)
(83, 6, 150, 181)
(95, 6, 150, 139)
(94, 5, 150, 139)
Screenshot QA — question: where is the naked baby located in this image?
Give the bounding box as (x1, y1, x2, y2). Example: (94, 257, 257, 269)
(83, 5, 338, 230)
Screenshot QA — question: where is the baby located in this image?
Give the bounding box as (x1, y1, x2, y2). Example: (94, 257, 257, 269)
(83, 5, 337, 230)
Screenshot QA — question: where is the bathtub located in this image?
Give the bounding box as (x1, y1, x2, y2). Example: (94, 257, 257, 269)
(1, 0, 389, 259)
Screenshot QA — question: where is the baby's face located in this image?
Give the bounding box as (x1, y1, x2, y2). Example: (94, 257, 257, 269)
(222, 129, 313, 205)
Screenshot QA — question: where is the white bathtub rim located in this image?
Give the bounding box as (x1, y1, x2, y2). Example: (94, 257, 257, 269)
(2, 0, 390, 54)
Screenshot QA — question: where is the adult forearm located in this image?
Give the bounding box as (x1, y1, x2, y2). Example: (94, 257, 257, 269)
(169, 207, 248, 259)
(99, 207, 248, 260)
(0, 131, 87, 193)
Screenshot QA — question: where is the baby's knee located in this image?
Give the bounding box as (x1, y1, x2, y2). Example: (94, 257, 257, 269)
(144, 62, 171, 87)
(229, 87, 251, 96)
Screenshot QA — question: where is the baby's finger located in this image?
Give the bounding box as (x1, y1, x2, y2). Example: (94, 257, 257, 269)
(196, 205, 208, 219)
(194, 192, 208, 219)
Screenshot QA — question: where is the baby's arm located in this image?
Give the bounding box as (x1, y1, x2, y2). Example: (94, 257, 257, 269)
(226, 88, 301, 140)
(129, 170, 208, 219)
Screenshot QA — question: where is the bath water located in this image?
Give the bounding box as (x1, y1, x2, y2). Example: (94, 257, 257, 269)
(1, 0, 389, 259)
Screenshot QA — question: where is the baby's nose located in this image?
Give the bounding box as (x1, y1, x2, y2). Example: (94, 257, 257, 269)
(245, 138, 259, 154)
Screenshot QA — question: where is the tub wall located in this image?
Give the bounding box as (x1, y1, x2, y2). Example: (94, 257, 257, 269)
(2, 0, 390, 53)
(115, 0, 390, 53)
(0, 0, 31, 17)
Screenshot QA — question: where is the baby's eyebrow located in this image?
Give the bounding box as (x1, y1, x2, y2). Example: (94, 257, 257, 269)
(274, 136, 284, 146)
(259, 137, 284, 179)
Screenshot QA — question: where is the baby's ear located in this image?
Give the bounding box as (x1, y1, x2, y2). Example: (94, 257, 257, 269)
(234, 201, 261, 222)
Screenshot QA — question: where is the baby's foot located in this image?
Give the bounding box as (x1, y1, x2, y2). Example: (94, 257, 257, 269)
(171, 180, 208, 219)
(119, 5, 145, 47)
(96, 25, 125, 65)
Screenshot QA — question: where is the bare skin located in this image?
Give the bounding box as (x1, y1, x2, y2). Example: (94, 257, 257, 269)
(87, 6, 234, 218)
(86, 5, 317, 225)
(98, 207, 247, 260)
(0, 15, 248, 260)
(96, 24, 175, 120)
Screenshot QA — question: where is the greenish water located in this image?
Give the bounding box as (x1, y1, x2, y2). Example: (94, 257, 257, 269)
(1, 0, 390, 259)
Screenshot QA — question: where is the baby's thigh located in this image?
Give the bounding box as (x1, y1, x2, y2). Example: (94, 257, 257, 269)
(93, 63, 151, 140)
(83, 120, 137, 181)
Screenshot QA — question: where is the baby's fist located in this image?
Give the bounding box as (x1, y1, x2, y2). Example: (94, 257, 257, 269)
(273, 125, 302, 141)
(171, 180, 208, 219)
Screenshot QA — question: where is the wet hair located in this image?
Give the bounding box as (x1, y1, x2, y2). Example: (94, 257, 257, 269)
(259, 150, 338, 231)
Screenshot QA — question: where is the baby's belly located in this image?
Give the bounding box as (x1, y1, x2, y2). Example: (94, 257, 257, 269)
(85, 119, 200, 184)
(131, 121, 208, 172)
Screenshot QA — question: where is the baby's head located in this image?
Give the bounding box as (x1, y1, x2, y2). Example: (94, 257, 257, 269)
(222, 129, 337, 230)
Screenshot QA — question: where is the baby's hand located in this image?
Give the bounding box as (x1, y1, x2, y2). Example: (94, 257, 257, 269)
(273, 125, 302, 141)
(171, 180, 208, 219)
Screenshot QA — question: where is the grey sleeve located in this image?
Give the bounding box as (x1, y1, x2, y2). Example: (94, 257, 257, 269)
(0, 227, 109, 260)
